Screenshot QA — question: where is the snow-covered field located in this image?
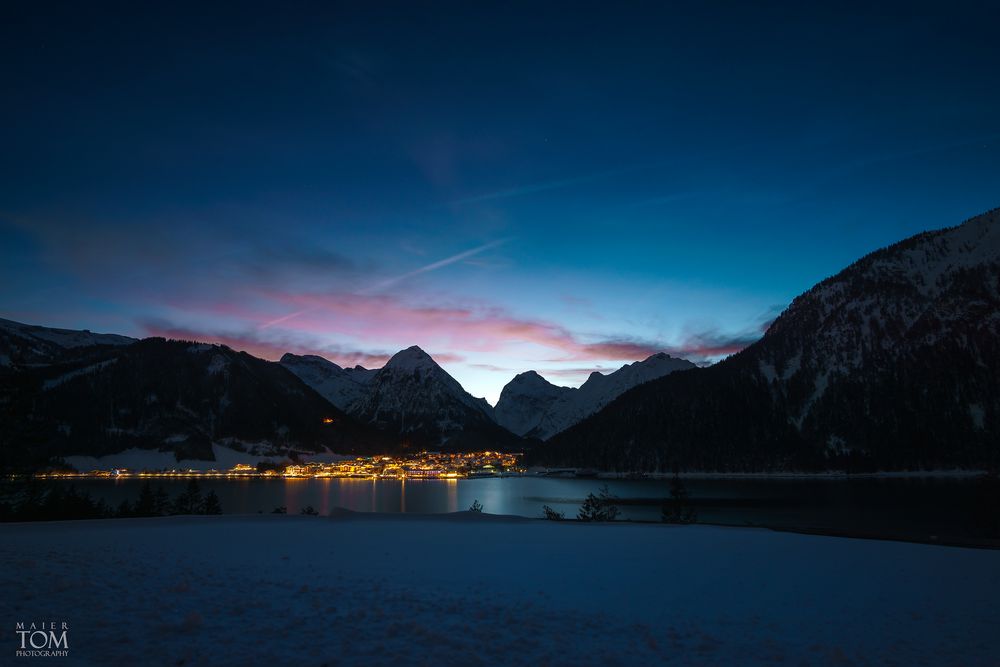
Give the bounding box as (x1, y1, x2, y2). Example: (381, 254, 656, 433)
(2, 514, 999, 666)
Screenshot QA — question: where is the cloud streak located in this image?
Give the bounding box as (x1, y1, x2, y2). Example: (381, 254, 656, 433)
(257, 239, 512, 329)
(140, 320, 397, 368)
(446, 160, 672, 206)
(363, 238, 510, 293)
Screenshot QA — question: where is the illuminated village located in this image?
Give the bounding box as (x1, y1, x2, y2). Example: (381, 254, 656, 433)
(35, 451, 525, 480)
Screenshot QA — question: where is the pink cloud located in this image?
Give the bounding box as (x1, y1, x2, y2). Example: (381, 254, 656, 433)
(237, 290, 667, 362)
(141, 289, 761, 373)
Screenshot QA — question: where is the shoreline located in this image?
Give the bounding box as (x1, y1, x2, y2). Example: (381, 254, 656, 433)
(17, 467, 991, 482)
(599, 469, 991, 480)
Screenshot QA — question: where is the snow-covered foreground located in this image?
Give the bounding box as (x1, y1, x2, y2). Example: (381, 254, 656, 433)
(2, 515, 999, 666)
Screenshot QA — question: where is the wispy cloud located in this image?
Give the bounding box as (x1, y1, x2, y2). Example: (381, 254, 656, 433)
(258, 239, 511, 329)
(447, 160, 671, 207)
(363, 238, 510, 293)
(449, 174, 604, 206)
(666, 330, 759, 359)
(664, 311, 777, 360)
(141, 320, 397, 368)
(151, 289, 675, 368)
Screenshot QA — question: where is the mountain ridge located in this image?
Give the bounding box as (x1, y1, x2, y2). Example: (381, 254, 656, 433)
(0, 336, 394, 472)
(535, 207, 1000, 471)
(494, 353, 697, 439)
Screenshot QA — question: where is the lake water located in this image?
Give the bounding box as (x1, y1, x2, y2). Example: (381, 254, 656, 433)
(42, 476, 989, 542)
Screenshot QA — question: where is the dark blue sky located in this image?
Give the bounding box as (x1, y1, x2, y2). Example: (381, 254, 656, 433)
(2, 1, 999, 401)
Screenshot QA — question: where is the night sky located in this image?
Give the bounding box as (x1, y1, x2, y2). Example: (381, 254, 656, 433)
(2, 1, 999, 402)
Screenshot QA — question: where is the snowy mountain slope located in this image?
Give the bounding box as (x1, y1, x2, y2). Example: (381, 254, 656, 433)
(495, 353, 696, 439)
(0, 317, 135, 368)
(538, 207, 1000, 471)
(279, 353, 375, 412)
(494, 371, 572, 437)
(760, 207, 1000, 436)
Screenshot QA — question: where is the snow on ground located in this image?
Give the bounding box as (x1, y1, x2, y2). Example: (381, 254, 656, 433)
(2, 514, 999, 666)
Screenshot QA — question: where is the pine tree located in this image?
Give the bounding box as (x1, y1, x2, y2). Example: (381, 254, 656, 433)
(201, 490, 223, 515)
(153, 486, 171, 516)
(662, 473, 697, 524)
(116, 499, 133, 518)
(134, 481, 157, 516)
(172, 480, 203, 515)
(577, 485, 620, 522)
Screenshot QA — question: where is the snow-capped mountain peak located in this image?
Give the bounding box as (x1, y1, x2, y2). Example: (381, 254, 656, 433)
(509, 370, 558, 389)
(283, 344, 511, 447)
(383, 345, 438, 372)
(371, 345, 493, 419)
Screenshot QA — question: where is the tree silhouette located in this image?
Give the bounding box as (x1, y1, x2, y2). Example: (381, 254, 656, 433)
(662, 473, 697, 524)
(577, 485, 620, 522)
(172, 480, 203, 515)
(542, 505, 564, 521)
(134, 481, 157, 516)
(201, 490, 223, 515)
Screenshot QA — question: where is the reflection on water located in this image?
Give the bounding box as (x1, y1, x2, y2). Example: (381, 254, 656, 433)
(41, 476, 984, 540)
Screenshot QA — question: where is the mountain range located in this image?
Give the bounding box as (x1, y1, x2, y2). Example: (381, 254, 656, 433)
(3, 207, 998, 472)
(493, 353, 696, 439)
(283, 346, 518, 451)
(0, 331, 394, 472)
(535, 208, 1000, 472)
(1, 318, 684, 471)
(280, 346, 687, 449)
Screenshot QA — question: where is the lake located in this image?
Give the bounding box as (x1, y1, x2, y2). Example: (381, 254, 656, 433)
(36, 475, 992, 543)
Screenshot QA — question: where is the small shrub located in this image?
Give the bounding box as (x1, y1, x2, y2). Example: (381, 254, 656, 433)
(469, 499, 483, 512)
(300, 505, 319, 516)
(577, 485, 620, 522)
(271, 505, 288, 514)
(541, 505, 565, 521)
